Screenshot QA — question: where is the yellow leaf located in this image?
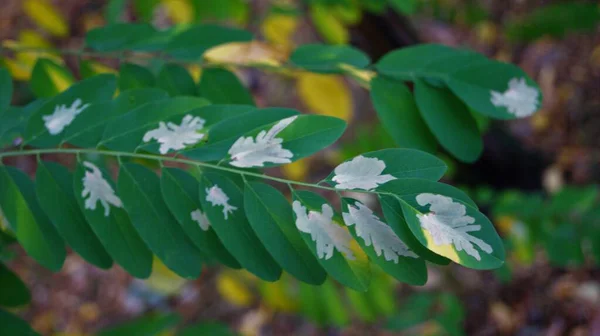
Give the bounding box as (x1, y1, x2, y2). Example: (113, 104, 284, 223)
(217, 271, 254, 307)
(204, 41, 287, 67)
(187, 64, 202, 83)
(143, 257, 188, 295)
(2, 58, 30, 81)
(43, 62, 75, 94)
(261, 13, 298, 51)
(297, 73, 352, 121)
(162, 0, 194, 24)
(19, 29, 52, 49)
(80, 60, 117, 79)
(23, 0, 69, 38)
(331, 2, 362, 25)
(281, 158, 310, 181)
(258, 277, 297, 312)
(310, 4, 349, 45)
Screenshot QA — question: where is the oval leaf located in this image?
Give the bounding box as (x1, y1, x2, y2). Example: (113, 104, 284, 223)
(370, 76, 437, 152)
(414, 80, 483, 163)
(117, 163, 203, 278)
(35, 160, 113, 269)
(292, 190, 371, 291)
(244, 181, 326, 285)
(290, 44, 370, 73)
(199, 172, 282, 281)
(24, 74, 117, 147)
(0, 166, 65, 271)
(73, 161, 153, 279)
(160, 167, 241, 269)
(341, 198, 427, 285)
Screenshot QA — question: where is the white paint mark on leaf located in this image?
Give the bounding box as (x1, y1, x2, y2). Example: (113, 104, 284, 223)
(491, 77, 539, 117)
(332, 155, 396, 190)
(81, 161, 122, 217)
(143, 114, 206, 154)
(191, 209, 211, 231)
(205, 185, 237, 220)
(228, 116, 297, 168)
(343, 201, 418, 263)
(43, 98, 89, 135)
(292, 200, 355, 260)
(416, 193, 492, 261)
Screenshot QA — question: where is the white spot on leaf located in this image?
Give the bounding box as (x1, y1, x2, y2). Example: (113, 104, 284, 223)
(343, 201, 418, 263)
(416, 193, 492, 261)
(205, 185, 237, 220)
(292, 200, 355, 260)
(491, 77, 539, 117)
(332, 155, 396, 191)
(43, 98, 89, 135)
(191, 209, 211, 231)
(228, 116, 297, 168)
(81, 161, 122, 217)
(143, 114, 206, 154)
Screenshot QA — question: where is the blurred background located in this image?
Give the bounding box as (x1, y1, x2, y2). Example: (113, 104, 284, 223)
(1, 0, 600, 335)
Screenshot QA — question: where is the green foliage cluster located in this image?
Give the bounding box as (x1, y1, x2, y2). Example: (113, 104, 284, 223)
(0, 17, 543, 333)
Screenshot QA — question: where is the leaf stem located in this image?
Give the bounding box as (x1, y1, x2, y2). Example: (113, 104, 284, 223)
(0, 148, 390, 196)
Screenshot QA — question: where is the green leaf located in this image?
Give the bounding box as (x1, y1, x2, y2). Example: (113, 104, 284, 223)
(543, 223, 584, 267)
(160, 167, 241, 269)
(375, 44, 458, 80)
(324, 149, 447, 187)
(104, 0, 128, 24)
(183, 107, 296, 161)
(0, 262, 30, 307)
(380, 195, 450, 265)
(379, 178, 477, 208)
(24, 74, 118, 148)
(386, 292, 436, 331)
(100, 96, 209, 152)
(0, 166, 65, 271)
(133, 0, 161, 22)
(319, 279, 350, 326)
(400, 194, 505, 270)
(86, 23, 157, 51)
(63, 88, 170, 148)
(346, 287, 378, 323)
(117, 163, 203, 278)
(341, 198, 427, 285)
(244, 181, 326, 284)
(0, 68, 13, 111)
(290, 44, 370, 73)
(118, 63, 156, 91)
(158, 63, 197, 96)
(225, 114, 347, 168)
(388, 0, 418, 14)
(292, 190, 371, 291)
(370, 76, 437, 152)
(97, 312, 181, 336)
(199, 172, 282, 281)
(29, 58, 76, 98)
(166, 24, 253, 60)
(506, 3, 600, 42)
(35, 161, 112, 269)
(198, 68, 254, 105)
(446, 60, 542, 119)
(72, 161, 153, 279)
(299, 281, 327, 325)
(414, 80, 482, 163)
(0, 309, 40, 336)
(0, 100, 44, 148)
(132, 26, 189, 52)
(178, 321, 238, 336)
